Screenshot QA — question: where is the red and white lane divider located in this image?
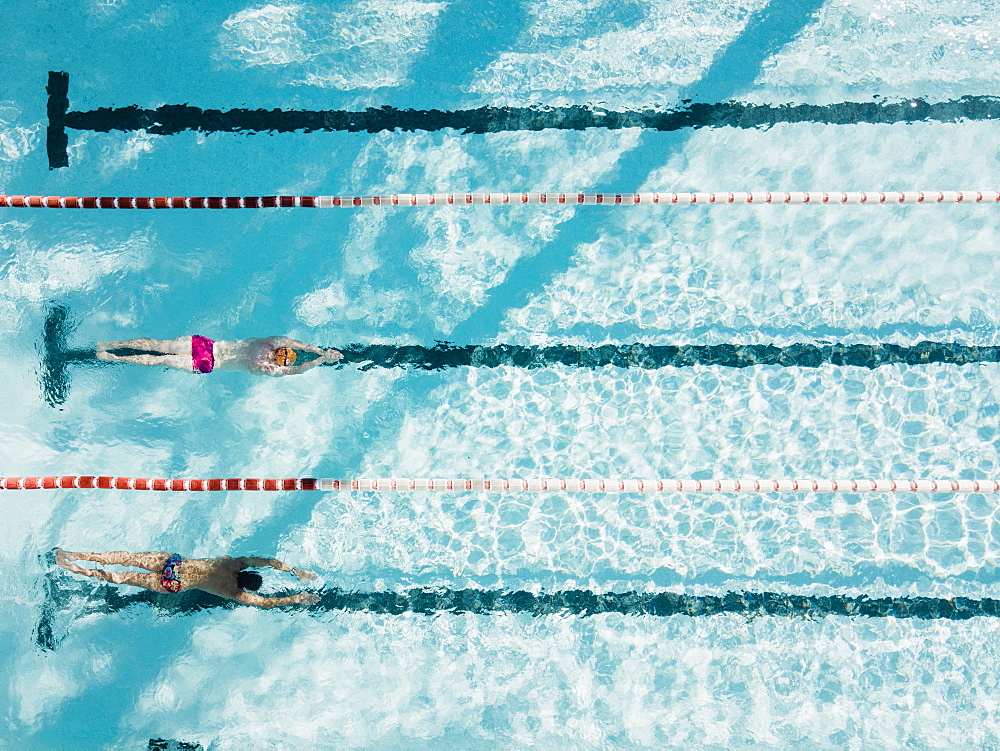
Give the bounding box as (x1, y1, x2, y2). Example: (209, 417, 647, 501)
(0, 191, 998, 210)
(1, 476, 998, 493)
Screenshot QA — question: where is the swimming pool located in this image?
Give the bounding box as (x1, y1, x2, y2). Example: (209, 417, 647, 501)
(3, 0, 1000, 746)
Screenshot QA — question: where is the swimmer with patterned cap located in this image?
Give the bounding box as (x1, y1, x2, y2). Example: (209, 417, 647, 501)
(55, 549, 319, 607)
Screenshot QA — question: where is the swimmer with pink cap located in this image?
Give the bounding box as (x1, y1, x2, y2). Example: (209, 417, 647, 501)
(96, 335, 341, 375)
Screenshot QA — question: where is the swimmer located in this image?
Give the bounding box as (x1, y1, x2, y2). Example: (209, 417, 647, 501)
(95, 336, 342, 376)
(55, 549, 319, 608)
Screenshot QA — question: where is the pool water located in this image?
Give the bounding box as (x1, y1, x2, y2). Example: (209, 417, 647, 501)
(2, 0, 1000, 747)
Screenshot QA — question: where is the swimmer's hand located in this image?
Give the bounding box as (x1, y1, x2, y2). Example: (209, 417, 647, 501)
(322, 349, 344, 362)
(293, 568, 318, 582)
(295, 592, 320, 606)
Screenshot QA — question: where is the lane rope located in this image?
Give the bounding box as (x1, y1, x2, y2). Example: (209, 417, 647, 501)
(1, 191, 998, 209)
(2, 476, 998, 493)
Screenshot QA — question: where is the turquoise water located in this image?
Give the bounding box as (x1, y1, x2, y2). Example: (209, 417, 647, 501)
(3, 0, 1000, 747)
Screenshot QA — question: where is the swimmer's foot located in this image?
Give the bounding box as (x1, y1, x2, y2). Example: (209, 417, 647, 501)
(54, 549, 85, 572)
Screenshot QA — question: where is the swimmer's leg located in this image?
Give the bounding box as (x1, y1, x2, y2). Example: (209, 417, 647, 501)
(73, 551, 172, 571)
(98, 337, 167, 354)
(98, 337, 192, 355)
(96, 352, 192, 370)
(147, 336, 192, 355)
(82, 568, 162, 592)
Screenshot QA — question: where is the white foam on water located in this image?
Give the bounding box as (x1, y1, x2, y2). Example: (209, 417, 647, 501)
(506, 120, 1000, 343)
(0, 228, 154, 330)
(288, 363, 1000, 595)
(294, 209, 423, 330)
(87, 0, 135, 18)
(469, 0, 770, 107)
(115, 611, 1000, 746)
(12, 632, 116, 728)
(754, 0, 1000, 102)
(0, 104, 40, 165)
(194, 364, 407, 547)
(296, 128, 641, 333)
(96, 130, 158, 176)
(220, 4, 312, 66)
(218, 1, 448, 89)
(1, 379, 193, 561)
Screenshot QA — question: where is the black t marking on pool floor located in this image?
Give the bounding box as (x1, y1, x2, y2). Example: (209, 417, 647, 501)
(46, 71, 1000, 169)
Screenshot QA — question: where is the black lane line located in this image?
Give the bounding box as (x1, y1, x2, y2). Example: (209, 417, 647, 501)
(45, 71, 1000, 168)
(333, 341, 1000, 370)
(34, 573, 1000, 648)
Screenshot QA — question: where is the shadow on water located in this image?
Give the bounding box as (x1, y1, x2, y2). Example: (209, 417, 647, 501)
(35, 569, 1000, 651)
(393, 0, 530, 109)
(450, 0, 829, 342)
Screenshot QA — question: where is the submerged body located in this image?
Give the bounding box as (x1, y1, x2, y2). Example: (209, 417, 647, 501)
(96, 335, 342, 375)
(55, 549, 318, 607)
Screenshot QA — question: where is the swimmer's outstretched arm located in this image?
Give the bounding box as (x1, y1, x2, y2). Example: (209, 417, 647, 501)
(235, 556, 317, 582)
(276, 338, 327, 355)
(260, 351, 341, 376)
(272, 337, 345, 364)
(232, 591, 319, 608)
(272, 357, 337, 375)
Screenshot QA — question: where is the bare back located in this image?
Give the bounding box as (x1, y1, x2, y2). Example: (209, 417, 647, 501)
(213, 337, 296, 375)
